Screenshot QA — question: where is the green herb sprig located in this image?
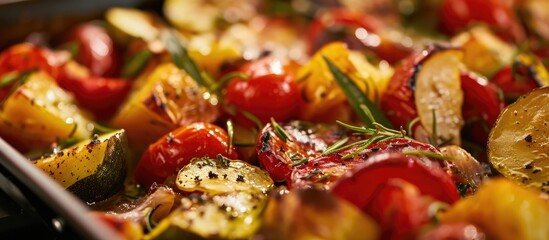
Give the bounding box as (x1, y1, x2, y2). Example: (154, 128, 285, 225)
(323, 56, 393, 128)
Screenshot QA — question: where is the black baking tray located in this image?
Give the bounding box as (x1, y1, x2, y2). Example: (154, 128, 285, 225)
(0, 0, 160, 239)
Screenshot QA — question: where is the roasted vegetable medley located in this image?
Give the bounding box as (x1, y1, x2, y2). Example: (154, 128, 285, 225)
(2, 0, 549, 239)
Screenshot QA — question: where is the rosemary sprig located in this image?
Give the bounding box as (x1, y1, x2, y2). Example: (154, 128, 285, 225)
(121, 49, 152, 78)
(322, 137, 349, 156)
(210, 72, 249, 92)
(227, 119, 234, 154)
(322, 120, 410, 159)
(323, 56, 393, 128)
(270, 118, 292, 142)
(401, 149, 455, 161)
(406, 117, 420, 138)
(160, 29, 207, 88)
(241, 110, 263, 130)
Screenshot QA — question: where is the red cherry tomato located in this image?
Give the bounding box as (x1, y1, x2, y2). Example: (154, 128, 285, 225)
(70, 23, 120, 77)
(440, 0, 525, 42)
(224, 73, 300, 127)
(56, 61, 131, 120)
(380, 51, 424, 130)
(491, 64, 542, 103)
(331, 152, 460, 206)
(460, 70, 505, 145)
(306, 9, 412, 64)
(134, 123, 238, 187)
(364, 179, 436, 240)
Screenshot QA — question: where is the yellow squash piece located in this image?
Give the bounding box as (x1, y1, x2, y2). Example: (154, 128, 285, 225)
(442, 179, 549, 240)
(297, 42, 392, 122)
(451, 26, 515, 77)
(0, 71, 93, 152)
(33, 130, 128, 202)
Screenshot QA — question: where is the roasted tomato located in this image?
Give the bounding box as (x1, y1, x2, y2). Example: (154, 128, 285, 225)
(331, 152, 460, 207)
(224, 56, 300, 126)
(439, 0, 525, 42)
(363, 179, 439, 240)
(380, 45, 464, 145)
(134, 122, 238, 187)
(57, 61, 131, 120)
(256, 121, 354, 182)
(306, 9, 412, 64)
(460, 70, 505, 146)
(69, 23, 120, 77)
(491, 53, 549, 103)
(290, 138, 446, 190)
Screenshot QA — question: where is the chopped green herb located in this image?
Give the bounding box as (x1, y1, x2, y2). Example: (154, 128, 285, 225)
(121, 49, 152, 78)
(241, 110, 263, 130)
(210, 72, 249, 92)
(161, 29, 207, 88)
(322, 137, 349, 156)
(270, 118, 292, 142)
(401, 149, 455, 161)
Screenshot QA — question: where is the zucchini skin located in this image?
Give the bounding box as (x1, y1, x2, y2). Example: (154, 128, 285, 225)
(68, 132, 128, 202)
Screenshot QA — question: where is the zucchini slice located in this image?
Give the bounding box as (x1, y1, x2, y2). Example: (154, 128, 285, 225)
(145, 191, 266, 239)
(33, 130, 128, 202)
(176, 156, 274, 195)
(488, 87, 549, 193)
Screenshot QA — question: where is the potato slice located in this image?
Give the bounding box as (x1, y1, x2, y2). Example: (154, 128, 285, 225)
(442, 179, 549, 240)
(414, 48, 464, 145)
(0, 71, 92, 152)
(488, 87, 549, 192)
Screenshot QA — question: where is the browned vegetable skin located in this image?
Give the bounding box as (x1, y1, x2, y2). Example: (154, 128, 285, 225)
(111, 63, 219, 154)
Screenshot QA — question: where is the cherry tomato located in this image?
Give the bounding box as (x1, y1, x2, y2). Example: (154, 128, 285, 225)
(256, 121, 363, 182)
(331, 152, 460, 206)
(306, 9, 412, 64)
(57, 61, 131, 120)
(460, 70, 505, 146)
(380, 51, 424, 130)
(69, 23, 120, 77)
(134, 123, 238, 187)
(224, 73, 300, 127)
(364, 179, 436, 240)
(440, 0, 525, 42)
(491, 54, 548, 103)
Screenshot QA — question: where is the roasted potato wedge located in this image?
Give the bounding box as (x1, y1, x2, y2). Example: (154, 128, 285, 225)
(0, 71, 93, 152)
